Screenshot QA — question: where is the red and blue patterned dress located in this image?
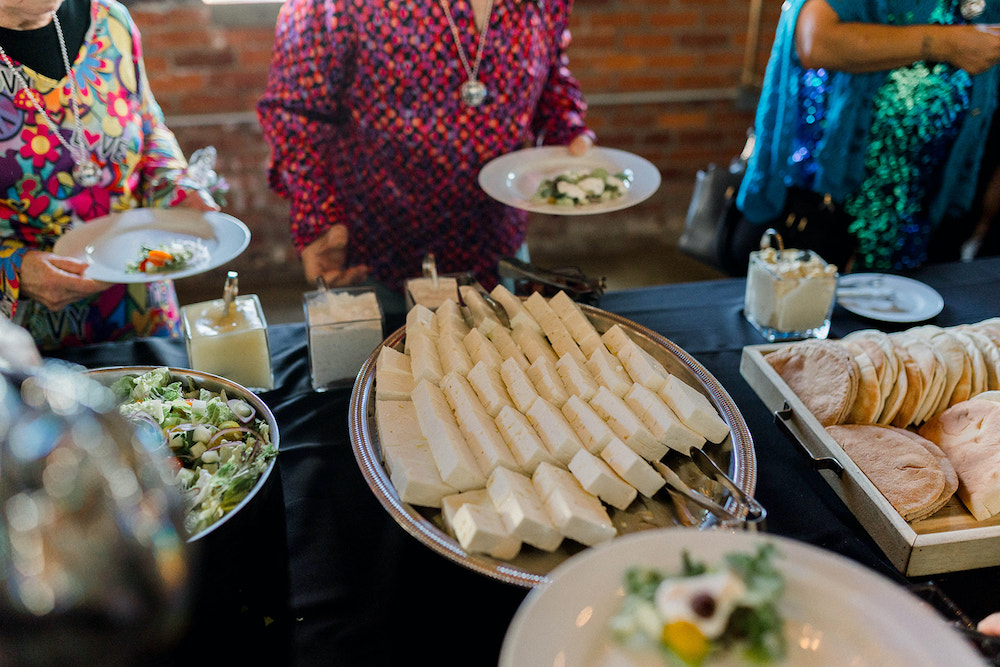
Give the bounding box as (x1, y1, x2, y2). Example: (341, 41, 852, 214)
(0, 0, 208, 349)
(257, 0, 593, 289)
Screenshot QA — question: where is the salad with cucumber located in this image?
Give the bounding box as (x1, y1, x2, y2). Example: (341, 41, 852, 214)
(109, 367, 277, 537)
(609, 544, 786, 666)
(125, 239, 209, 274)
(531, 168, 632, 207)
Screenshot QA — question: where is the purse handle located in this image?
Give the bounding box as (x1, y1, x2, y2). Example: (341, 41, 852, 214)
(737, 0, 765, 110)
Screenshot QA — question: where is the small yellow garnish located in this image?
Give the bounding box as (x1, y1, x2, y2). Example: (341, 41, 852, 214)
(661, 620, 709, 666)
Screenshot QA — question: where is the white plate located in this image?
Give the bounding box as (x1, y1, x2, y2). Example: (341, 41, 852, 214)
(837, 273, 944, 323)
(52, 208, 251, 283)
(500, 528, 984, 667)
(478, 146, 661, 215)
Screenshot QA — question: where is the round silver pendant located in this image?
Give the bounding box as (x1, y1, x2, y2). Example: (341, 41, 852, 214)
(460, 80, 487, 107)
(72, 160, 101, 187)
(961, 0, 985, 19)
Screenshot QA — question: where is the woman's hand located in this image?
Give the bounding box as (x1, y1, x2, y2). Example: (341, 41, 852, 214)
(300, 224, 369, 287)
(568, 132, 594, 156)
(19, 250, 110, 311)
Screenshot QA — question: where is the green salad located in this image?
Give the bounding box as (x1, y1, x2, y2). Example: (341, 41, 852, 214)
(109, 367, 277, 537)
(531, 168, 631, 206)
(609, 544, 786, 666)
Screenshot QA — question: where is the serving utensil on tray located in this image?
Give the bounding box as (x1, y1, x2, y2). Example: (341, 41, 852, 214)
(652, 460, 744, 527)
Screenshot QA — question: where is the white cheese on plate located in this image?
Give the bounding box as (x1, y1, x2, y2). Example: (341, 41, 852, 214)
(411, 379, 485, 490)
(600, 437, 665, 498)
(624, 383, 705, 455)
(562, 394, 617, 454)
(407, 331, 443, 385)
(494, 404, 559, 475)
(463, 327, 505, 370)
(527, 355, 570, 408)
(556, 352, 599, 401)
(466, 361, 514, 418)
(590, 386, 668, 461)
(500, 356, 540, 414)
(526, 395, 585, 465)
(587, 344, 634, 397)
(568, 448, 637, 511)
(487, 467, 562, 551)
(490, 284, 543, 334)
(487, 326, 530, 371)
(657, 374, 731, 444)
(532, 462, 616, 546)
(511, 322, 559, 366)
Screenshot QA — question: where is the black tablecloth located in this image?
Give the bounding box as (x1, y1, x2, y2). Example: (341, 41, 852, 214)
(47, 257, 1000, 666)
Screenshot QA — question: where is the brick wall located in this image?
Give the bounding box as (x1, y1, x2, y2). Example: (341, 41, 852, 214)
(128, 0, 782, 287)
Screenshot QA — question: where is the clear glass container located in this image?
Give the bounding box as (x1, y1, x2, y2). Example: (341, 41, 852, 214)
(404, 276, 459, 311)
(744, 247, 838, 342)
(303, 285, 384, 391)
(181, 273, 273, 391)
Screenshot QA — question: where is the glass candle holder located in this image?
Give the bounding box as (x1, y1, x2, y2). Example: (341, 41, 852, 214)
(182, 292, 274, 392)
(303, 286, 384, 391)
(744, 247, 837, 342)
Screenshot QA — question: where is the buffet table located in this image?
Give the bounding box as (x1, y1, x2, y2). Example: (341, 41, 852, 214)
(47, 256, 1000, 666)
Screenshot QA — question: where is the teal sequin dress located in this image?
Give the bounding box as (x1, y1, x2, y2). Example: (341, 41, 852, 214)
(738, 0, 1000, 271)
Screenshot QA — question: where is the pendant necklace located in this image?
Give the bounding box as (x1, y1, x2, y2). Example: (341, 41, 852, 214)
(439, 0, 495, 107)
(961, 0, 985, 19)
(0, 11, 101, 187)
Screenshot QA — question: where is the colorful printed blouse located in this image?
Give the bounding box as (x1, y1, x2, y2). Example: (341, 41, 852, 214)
(0, 0, 206, 349)
(738, 0, 1000, 270)
(257, 0, 592, 289)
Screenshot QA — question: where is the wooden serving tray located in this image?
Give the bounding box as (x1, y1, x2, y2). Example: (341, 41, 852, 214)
(741, 343, 1000, 577)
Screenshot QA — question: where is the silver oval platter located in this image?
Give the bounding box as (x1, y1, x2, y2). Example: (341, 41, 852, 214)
(348, 304, 756, 588)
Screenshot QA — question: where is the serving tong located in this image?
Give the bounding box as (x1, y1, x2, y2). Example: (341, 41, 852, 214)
(653, 448, 767, 529)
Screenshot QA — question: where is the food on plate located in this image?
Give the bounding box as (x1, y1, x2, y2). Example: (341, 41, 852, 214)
(531, 167, 632, 207)
(826, 424, 957, 522)
(766, 318, 1000, 429)
(125, 238, 209, 274)
(108, 367, 277, 536)
(744, 247, 837, 337)
(372, 286, 737, 561)
(607, 544, 785, 666)
(919, 398, 1000, 521)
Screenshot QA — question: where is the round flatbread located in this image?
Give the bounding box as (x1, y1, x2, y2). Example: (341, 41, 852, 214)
(844, 329, 898, 407)
(842, 341, 883, 424)
(767, 340, 859, 427)
(893, 427, 960, 521)
(957, 326, 1000, 392)
(890, 339, 924, 429)
(827, 424, 948, 522)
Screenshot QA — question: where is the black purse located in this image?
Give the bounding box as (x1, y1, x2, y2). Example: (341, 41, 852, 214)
(678, 131, 754, 270)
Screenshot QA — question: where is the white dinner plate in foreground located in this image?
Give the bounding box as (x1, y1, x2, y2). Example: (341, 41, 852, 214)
(478, 146, 661, 215)
(499, 529, 982, 667)
(837, 273, 944, 323)
(52, 208, 250, 283)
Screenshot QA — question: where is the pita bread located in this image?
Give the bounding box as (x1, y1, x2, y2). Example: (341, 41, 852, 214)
(919, 398, 1000, 521)
(895, 333, 945, 426)
(890, 339, 924, 429)
(957, 326, 1000, 392)
(826, 424, 948, 522)
(918, 328, 970, 415)
(842, 341, 883, 424)
(767, 340, 858, 427)
(893, 427, 960, 520)
(949, 328, 987, 398)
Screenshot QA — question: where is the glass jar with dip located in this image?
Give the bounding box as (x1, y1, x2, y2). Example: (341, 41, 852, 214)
(404, 253, 459, 310)
(303, 283, 384, 391)
(744, 232, 838, 342)
(182, 271, 274, 391)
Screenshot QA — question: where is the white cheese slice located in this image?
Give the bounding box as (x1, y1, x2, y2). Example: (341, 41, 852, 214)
(500, 356, 540, 413)
(511, 322, 559, 366)
(464, 327, 505, 370)
(459, 285, 503, 334)
(451, 500, 522, 560)
(657, 374, 731, 444)
(586, 345, 634, 397)
(526, 395, 585, 465)
(487, 467, 562, 551)
(527, 356, 570, 408)
(562, 394, 617, 454)
(375, 369, 415, 401)
(568, 448, 637, 511)
(467, 361, 514, 418)
(495, 404, 560, 474)
(377, 400, 456, 507)
(525, 292, 587, 364)
(408, 331, 444, 385)
(549, 290, 602, 346)
(411, 380, 485, 490)
(442, 372, 519, 475)
(487, 326, 530, 371)
(600, 324, 633, 356)
(440, 371, 490, 421)
(442, 488, 490, 532)
(590, 386, 668, 461)
(437, 331, 474, 377)
(532, 462, 616, 546)
(490, 284, 543, 334)
(624, 383, 705, 455)
(436, 298, 469, 330)
(376, 345, 412, 377)
(600, 437, 665, 498)
(405, 303, 438, 339)
(577, 332, 605, 358)
(556, 352, 599, 401)
(616, 339, 670, 392)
